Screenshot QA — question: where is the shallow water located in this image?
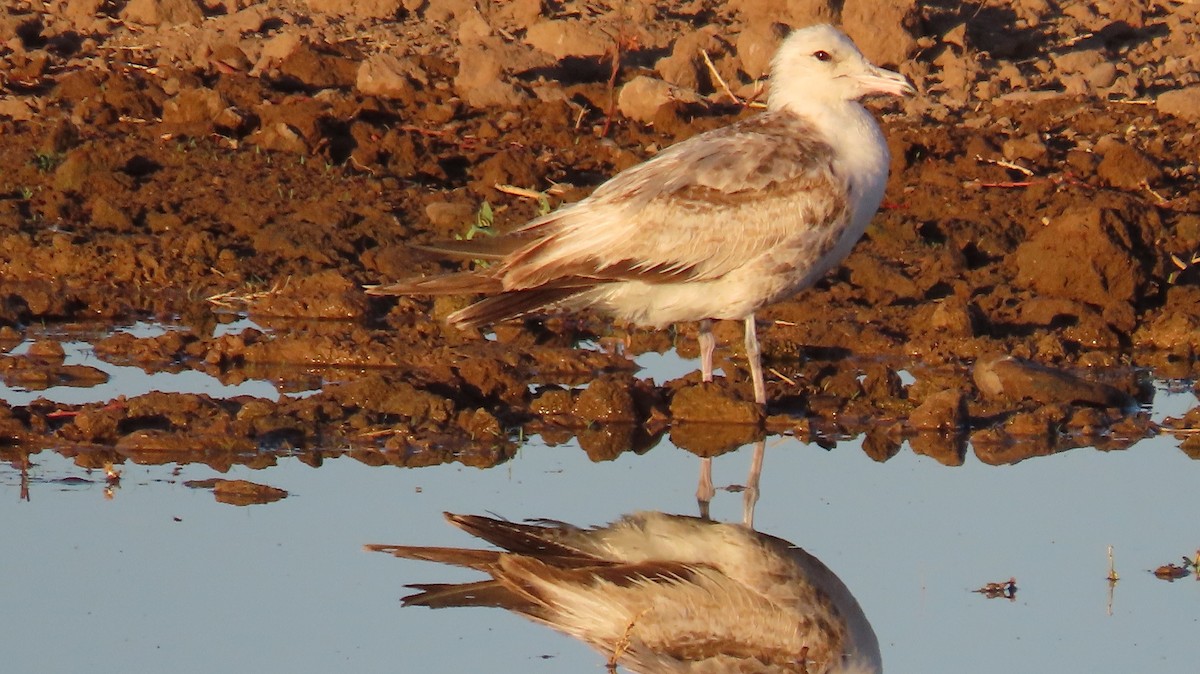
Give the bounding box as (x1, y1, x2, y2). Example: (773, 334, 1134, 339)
(2, 333, 1198, 674)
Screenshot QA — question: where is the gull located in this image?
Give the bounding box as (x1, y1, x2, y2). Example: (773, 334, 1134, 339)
(367, 511, 882, 674)
(368, 24, 913, 404)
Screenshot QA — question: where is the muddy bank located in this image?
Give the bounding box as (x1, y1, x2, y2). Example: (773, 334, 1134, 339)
(1, 1, 1198, 471)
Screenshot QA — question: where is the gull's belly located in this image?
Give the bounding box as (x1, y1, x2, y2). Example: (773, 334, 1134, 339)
(572, 211, 862, 328)
(575, 249, 827, 328)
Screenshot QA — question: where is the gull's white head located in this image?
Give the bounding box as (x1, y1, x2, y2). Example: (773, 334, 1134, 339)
(768, 24, 914, 113)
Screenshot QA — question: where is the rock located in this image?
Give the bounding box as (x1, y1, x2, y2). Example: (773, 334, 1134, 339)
(909, 431, 966, 466)
(454, 42, 525, 109)
(530, 387, 573, 418)
(304, 0, 403, 19)
(424, 201, 476, 230)
(670, 423, 761, 457)
(1133, 286, 1200, 351)
(63, 0, 105, 25)
(656, 26, 723, 91)
(455, 9, 492, 44)
(730, 0, 839, 27)
(208, 43, 251, 73)
(929, 297, 977, 337)
(276, 43, 359, 90)
(525, 19, 611, 60)
(1095, 140, 1163, 189)
(88, 196, 135, 233)
(1001, 133, 1047, 162)
(471, 147, 539, 194)
(973, 356, 1133, 408)
(573, 375, 637, 423)
(908, 389, 968, 431)
(161, 87, 226, 125)
(121, 0, 203, 26)
(1155, 85, 1200, 121)
(1013, 206, 1146, 306)
(248, 121, 309, 154)
(736, 22, 785, 80)
(0, 97, 37, 121)
(209, 478, 288, 505)
(617, 76, 675, 124)
(495, 0, 542, 29)
(1086, 62, 1118, 89)
(842, 0, 920, 66)
(26, 340, 65, 362)
(356, 54, 417, 100)
(256, 32, 303, 71)
(669, 382, 762, 424)
(1054, 48, 1104, 75)
(53, 148, 104, 192)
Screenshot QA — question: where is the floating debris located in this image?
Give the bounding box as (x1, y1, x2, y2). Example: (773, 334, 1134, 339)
(1151, 552, 1198, 582)
(974, 577, 1018, 600)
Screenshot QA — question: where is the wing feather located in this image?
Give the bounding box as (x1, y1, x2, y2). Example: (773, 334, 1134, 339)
(497, 111, 850, 291)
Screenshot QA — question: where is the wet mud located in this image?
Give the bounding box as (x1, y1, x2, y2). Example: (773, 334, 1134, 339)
(1, 1, 1198, 476)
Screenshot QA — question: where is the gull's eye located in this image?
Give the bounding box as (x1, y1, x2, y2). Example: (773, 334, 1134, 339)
(812, 50, 832, 62)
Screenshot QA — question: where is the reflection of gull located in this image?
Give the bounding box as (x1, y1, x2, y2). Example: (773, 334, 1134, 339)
(368, 512, 881, 674)
(367, 24, 912, 406)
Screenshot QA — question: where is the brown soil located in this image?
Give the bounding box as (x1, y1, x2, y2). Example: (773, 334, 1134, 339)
(1, 0, 1198, 473)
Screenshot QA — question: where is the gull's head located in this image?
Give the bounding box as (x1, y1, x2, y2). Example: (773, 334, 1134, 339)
(768, 24, 914, 111)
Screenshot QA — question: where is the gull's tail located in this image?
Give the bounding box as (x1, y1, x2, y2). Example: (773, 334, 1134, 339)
(363, 270, 501, 297)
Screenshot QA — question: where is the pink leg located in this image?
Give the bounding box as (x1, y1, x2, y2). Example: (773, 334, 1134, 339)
(696, 457, 714, 520)
(696, 318, 716, 518)
(698, 319, 715, 383)
(742, 439, 765, 528)
(744, 314, 766, 405)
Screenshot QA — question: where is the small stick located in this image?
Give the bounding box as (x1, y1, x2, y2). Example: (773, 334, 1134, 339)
(769, 367, 797, 387)
(977, 180, 1036, 189)
(494, 183, 566, 199)
(743, 80, 768, 107)
(599, 39, 621, 138)
(1107, 545, 1119, 582)
(699, 48, 742, 105)
(1142, 182, 1169, 204)
(975, 154, 1035, 176)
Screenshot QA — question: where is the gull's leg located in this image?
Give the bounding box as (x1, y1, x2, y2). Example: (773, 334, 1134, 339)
(696, 318, 716, 518)
(742, 439, 766, 528)
(742, 318, 766, 526)
(744, 314, 767, 405)
(696, 458, 714, 521)
(698, 319, 715, 383)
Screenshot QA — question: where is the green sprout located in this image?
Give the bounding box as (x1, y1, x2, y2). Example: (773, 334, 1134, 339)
(457, 200, 495, 241)
(32, 152, 62, 173)
(1167, 251, 1200, 284)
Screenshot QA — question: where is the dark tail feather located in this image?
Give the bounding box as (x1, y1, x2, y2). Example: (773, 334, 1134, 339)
(412, 237, 527, 261)
(445, 513, 597, 560)
(363, 544, 501, 572)
(447, 288, 581, 329)
(365, 271, 502, 297)
(401, 579, 541, 614)
(401, 580, 511, 608)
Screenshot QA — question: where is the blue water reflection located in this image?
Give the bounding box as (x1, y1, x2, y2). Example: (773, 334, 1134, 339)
(3, 419, 1198, 673)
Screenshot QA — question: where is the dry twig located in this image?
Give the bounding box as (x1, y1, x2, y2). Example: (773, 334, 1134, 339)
(700, 48, 742, 105)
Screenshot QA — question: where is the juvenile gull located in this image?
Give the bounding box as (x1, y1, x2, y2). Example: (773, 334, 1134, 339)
(368, 511, 882, 674)
(368, 24, 913, 404)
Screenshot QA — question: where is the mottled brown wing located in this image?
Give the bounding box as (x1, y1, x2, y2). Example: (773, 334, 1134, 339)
(498, 112, 850, 291)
